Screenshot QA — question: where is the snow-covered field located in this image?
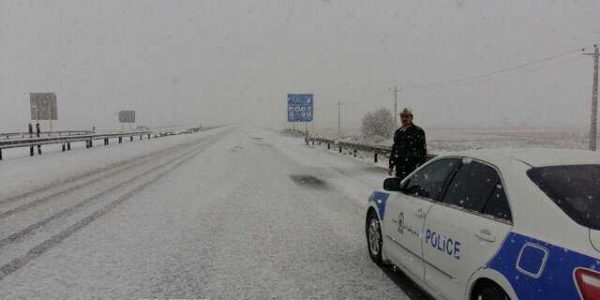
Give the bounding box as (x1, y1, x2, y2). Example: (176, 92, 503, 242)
(0, 125, 425, 299)
(425, 127, 589, 151)
(314, 127, 589, 151)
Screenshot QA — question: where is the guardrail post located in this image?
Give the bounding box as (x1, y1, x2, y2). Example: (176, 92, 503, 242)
(0, 149, 2, 160)
(130, 136, 133, 142)
(312, 140, 314, 146)
(339, 146, 342, 153)
(89, 139, 93, 148)
(67, 142, 71, 150)
(148, 134, 150, 139)
(118, 137, 122, 144)
(62, 144, 66, 152)
(353, 149, 357, 157)
(104, 138, 109, 146)
(35, 123, 41, 156)
(374, 153, 378, 163)
(30, 146, 34, 156)
(327, 143, 330, 150)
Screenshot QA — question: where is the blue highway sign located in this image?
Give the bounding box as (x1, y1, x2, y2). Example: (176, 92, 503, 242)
(287, 94, 313, 122)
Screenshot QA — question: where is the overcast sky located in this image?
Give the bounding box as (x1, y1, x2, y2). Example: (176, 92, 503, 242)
(1, 0, 599, 132)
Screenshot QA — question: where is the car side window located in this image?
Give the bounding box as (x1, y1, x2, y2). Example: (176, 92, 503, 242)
(403, 158, 459, 201)
(482, 181, 512, 222)
(442, 159, 499, 212)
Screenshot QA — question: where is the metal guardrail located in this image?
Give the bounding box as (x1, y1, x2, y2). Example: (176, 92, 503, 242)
(0, 125, 223, 161)
(0, 130, 93, 140)
(0, 131, 153, 160)
(305, 135, 435, 163)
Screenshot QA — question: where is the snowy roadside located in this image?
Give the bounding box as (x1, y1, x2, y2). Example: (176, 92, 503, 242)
(0, 126, 231, 201)
(268, 130, 391, 208)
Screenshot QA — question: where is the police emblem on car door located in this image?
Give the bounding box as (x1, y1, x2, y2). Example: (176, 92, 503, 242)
(397, 211, 404, 234)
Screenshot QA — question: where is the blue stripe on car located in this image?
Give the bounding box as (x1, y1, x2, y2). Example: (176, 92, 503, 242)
(486, 232, 600, 299)
(369, 191, 390, 220)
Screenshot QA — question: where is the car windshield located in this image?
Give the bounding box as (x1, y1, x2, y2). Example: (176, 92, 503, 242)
(528, 165, 600, 229)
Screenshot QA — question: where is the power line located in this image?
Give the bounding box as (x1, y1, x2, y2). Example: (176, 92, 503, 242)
(401, 47, 587, 91)
(406, 55, 586, 93)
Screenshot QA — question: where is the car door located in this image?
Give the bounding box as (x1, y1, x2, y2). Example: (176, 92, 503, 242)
(384, 158, 460, 281)
(422, 158, 513, 300)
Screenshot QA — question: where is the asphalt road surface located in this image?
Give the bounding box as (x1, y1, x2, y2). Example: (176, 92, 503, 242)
(0, 126, 430, 299)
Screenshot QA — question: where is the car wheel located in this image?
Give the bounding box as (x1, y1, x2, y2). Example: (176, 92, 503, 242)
(366, 212, 383, 265)
(473, 284, 510, 300)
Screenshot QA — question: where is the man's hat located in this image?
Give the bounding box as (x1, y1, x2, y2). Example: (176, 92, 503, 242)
(400, 108, 413, 117)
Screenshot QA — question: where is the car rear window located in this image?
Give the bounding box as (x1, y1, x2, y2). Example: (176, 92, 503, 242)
(528, 165, 600, 230)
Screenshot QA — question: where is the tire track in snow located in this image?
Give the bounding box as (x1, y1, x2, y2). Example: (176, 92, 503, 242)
(0, 132, 221, 219)
(0, 142, 168, 205)
(0, 128, 224, 206)
(0, 132, 228, 251)
(0, 130, 231, 280)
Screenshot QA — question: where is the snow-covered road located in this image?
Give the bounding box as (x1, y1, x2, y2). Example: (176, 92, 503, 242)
(0, 126, 428, 299)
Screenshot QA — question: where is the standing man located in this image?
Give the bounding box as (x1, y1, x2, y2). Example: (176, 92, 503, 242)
(388, 108, 427, 180)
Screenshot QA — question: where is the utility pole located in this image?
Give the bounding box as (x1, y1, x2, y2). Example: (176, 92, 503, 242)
(392, 86, 400, 129)
(336, 101, 343, 138)
(585, 45, 599, 151)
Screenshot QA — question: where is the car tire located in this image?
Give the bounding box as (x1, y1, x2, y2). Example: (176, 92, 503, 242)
(472, 283, 510, 300)
(366, 212, 383, 265)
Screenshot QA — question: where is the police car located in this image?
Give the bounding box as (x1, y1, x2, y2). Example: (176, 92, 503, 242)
(365, 149, 600, 300)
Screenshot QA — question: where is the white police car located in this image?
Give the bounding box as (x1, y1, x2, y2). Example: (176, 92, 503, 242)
(365, 149, 600, 300)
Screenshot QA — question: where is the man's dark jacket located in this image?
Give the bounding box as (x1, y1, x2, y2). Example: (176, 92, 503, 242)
(389, 125, 427, 179)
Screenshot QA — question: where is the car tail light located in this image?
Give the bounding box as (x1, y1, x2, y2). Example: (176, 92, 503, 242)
(575, 268, 600, 300)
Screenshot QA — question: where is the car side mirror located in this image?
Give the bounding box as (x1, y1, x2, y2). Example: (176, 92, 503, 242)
(383, 177, 404, 192)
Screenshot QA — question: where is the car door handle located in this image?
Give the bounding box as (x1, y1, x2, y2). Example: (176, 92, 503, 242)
(475, 229, 496, 243)
(415, 209, 426, 219)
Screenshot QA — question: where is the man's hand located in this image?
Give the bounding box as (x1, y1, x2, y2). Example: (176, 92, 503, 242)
(387, 168, 393, 176)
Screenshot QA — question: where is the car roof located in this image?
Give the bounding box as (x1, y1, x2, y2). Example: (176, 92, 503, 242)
(444, 148, 600, 168)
